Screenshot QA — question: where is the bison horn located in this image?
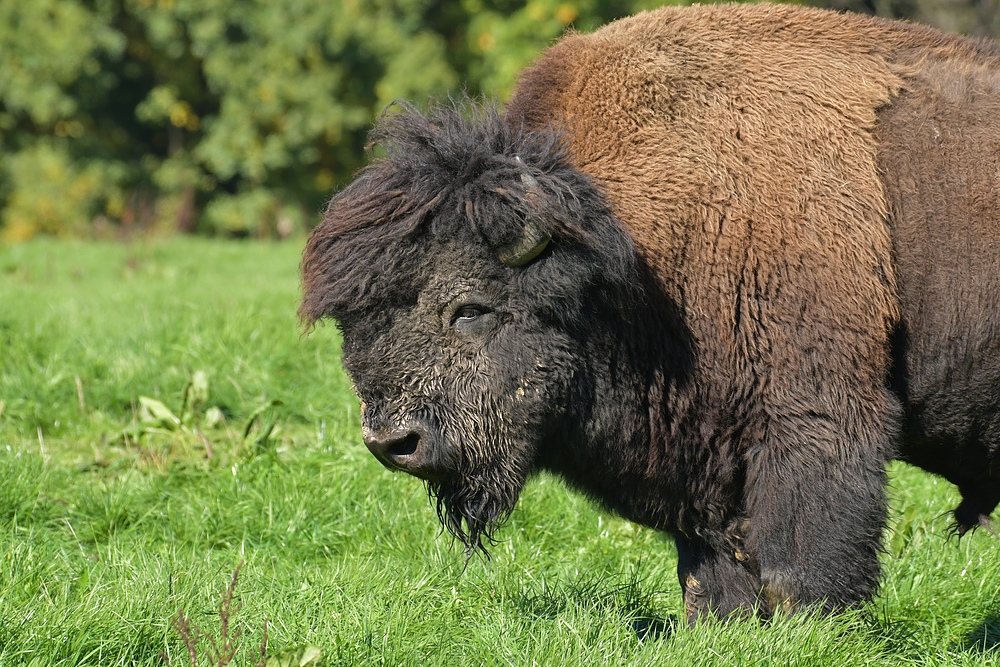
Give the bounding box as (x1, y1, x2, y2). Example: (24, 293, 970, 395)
(497, 159, 551, 267)
(497, 217, 551, 267)
(519, 169, 539, 189)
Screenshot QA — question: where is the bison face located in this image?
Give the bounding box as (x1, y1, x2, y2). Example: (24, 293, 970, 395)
(341, 239, 582, 553)
(300, 103, 639, 554)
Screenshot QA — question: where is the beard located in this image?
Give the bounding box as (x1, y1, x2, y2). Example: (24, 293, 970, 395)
(427, 454, 530, 558)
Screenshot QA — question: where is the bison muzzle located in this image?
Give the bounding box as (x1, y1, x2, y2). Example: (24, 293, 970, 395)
(300, 3, 1000, 622)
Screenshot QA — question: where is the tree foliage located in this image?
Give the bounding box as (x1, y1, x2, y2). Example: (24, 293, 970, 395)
(0, 0, 995, 239)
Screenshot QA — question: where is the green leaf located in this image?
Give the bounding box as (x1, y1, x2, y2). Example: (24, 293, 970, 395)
(203, 406, 225, 429)
(181, 369, 209, 422)
(263, 646, 324, 667)
(137, 396, 181, 430)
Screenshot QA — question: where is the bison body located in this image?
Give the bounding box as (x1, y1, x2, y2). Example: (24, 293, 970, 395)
(301, 3, 1000, 621)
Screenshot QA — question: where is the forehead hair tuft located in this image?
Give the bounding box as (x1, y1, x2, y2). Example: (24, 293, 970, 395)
(299, 99, 636, 328)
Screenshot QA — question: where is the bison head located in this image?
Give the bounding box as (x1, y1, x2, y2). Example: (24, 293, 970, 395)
(300, 102, 640, 554)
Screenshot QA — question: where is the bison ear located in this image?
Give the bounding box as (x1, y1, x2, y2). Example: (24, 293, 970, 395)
(496, 162, 552, 268)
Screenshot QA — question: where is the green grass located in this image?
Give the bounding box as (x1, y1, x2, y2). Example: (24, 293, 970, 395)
(0, 238, 997, 666)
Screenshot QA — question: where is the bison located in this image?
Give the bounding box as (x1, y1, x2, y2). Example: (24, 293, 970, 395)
(300, 3, 1000, 621)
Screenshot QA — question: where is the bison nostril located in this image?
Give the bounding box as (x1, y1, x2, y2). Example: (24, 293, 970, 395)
(387, 433, 420, 459)
(364, 428, 423, 467)
(364, 426, 445, 482)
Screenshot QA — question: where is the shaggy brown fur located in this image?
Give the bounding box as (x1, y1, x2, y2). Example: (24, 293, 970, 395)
(505, 2, 1000, 615)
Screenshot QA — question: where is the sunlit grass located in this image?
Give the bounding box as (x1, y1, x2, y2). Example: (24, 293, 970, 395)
(0, 239, 996, 666)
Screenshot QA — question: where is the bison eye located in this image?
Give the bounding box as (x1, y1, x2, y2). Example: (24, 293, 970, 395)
(453, 305, 489, 324)
(443, 293, 498, 335)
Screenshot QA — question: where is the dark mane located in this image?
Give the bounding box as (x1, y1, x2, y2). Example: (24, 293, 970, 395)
(299, 99, 636, 327)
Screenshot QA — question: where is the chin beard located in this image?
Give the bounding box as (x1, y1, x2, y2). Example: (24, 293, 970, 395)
(428, 470, 526, 558)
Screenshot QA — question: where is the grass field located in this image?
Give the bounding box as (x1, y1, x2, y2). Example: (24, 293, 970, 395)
(0, 238, 997, 666)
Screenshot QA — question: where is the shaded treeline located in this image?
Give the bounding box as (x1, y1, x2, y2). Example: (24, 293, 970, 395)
(0, 0, 995, 239)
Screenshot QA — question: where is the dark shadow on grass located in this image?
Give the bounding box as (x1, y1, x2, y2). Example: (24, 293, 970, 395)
(961, 612, 1000, 654)
(868, 603, 1000, 658)
(631, 614, 678, 641)
(511, 567, 678, 641)
(859, 612, 925, 661)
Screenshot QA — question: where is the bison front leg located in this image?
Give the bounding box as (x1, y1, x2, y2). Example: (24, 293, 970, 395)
(675, 533, 763, 624)
(742, 407, 894, 615)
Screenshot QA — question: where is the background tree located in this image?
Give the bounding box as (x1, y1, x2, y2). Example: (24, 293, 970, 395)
(823, 0, 1000, 38)
(0, 0, 995, 239)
